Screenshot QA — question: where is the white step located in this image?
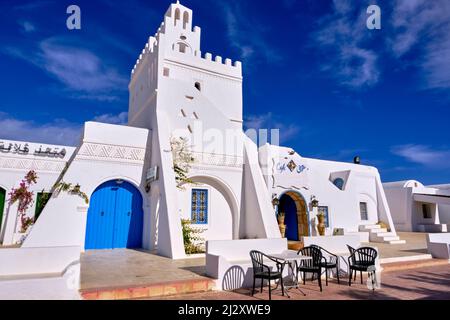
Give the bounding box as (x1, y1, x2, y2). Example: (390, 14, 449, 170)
(371, 228, 388, 234)
(359, 225, 381, 232)
(387, 240, 407, 245)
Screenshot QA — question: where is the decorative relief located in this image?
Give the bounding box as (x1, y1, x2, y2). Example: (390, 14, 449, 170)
(191, 152, 243, 169)
(77, 143, 146, 163)
(0, 157, 67, 172)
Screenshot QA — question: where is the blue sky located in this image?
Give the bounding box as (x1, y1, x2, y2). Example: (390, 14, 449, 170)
(0, 0, 449, 184)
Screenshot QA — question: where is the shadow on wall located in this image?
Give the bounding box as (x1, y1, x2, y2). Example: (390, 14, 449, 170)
(222, 266, 246, 291)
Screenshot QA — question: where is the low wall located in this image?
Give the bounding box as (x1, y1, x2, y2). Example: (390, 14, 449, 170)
(302, 235, 361, 254)
(0, 246, 81, 278)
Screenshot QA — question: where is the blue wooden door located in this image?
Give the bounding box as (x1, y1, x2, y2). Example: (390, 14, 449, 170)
(85, 181, 143, 250)
(280, 194, 299, 241)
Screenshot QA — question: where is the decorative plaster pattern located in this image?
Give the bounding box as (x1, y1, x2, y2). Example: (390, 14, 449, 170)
(0, 157, 67, 172)
(77, 143, 146, 163)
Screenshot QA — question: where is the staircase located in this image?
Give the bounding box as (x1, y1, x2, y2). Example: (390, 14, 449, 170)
(359, 224, 406, 245)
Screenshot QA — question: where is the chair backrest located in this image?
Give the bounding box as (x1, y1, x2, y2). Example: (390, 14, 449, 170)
(249, 250, 265, 274)
(355, 247, 377, 266)
(347, 244, 357, 263)
(298, 246, 322, 267)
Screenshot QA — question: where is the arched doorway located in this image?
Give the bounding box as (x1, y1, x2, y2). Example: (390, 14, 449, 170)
(85, 180, 144, 250)
(279, 191, 309, 241)
(0, 187, 5, 232)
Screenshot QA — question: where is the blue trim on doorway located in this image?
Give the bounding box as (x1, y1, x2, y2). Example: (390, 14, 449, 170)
(278, 190, 311, 237)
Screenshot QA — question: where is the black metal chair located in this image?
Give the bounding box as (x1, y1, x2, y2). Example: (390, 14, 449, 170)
(296, 246, 323, 292)
(249, 250, 285, 300)
(348, 246, 378, 291)
(311, 245, 340, 285)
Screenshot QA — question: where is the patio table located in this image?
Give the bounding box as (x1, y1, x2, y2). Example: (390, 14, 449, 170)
(270, 250, 312, 297)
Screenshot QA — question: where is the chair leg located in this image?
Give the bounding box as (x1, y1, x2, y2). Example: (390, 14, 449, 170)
(269, 280, 272, 300)
(280, 277, 285, 297)
(349, 269, 352, 287)
(372, 271, 376, 291)
(252, 277, 256, 296)
(360, 271, 363, 285)
(260, 279, 264, 293)
(303, 272, 306, 285)
(318, 272, 322, 292)
(354, 270, 357, 281)
(336, 267, 340, 284)
(325, 268, 328, 286)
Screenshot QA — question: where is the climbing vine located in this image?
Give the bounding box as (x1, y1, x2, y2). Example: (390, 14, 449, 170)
(7, 170, 38, 233)
(170, 137, 196, 190)
(54, 182, 89, 204)
(181, 219, 205, 255)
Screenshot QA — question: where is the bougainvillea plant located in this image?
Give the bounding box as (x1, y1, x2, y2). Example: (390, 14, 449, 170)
(170, 137, 196, 190)
(8, 170, 38, 233)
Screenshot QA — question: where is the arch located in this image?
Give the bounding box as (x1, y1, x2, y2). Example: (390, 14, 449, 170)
(278, 191, 310, 241)
(183, 175, 239, 240)
(174, 8, 181, 26)
(85, 179, 144, 250)
(183, 11, 190, 29)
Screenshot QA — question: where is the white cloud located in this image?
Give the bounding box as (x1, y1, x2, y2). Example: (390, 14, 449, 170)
(388, 0, 450, 90)
(311, 0, 380, 89)
(0, 113, 82, 146)
(218, 1, 282, 64)
(18, 20, 36, 33)
(93, 112, 128, 125)
(244, 112, 301, 143)
(2, 38, 128, 101)
(0, 111, 129, 146)
(392, 144, 450, 168)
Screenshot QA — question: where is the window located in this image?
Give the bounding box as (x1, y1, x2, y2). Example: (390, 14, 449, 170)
(333, 178, 345, 190)
(35, 192, 52, 220)
(191, 189, 208, 224)
(318, 206, 330, 228)
(195, 82, 201, 91)
(422, 204, 432, 219)
(360, 202, 369, 221)
(163, 67, 170, 77)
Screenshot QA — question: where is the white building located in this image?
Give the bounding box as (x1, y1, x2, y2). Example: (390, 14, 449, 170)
(0, 1, 403, 276)
(384, 181, 450, 233)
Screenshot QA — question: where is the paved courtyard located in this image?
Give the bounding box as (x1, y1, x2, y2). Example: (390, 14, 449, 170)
(80, 249, 207, 291)
(149, 264, 450, 300)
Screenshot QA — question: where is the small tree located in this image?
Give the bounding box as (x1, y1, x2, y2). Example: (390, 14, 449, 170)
(8, 170, 38, 233)
(181, 219, 205, 255)
(171, 137, 196, 190)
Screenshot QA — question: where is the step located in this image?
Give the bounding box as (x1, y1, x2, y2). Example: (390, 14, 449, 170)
(386, 240, 406, 245)
(359, 225, 381, 232)
(370, 228, 388, 234)
(381, 258, 449, 273)
(80, 278, 216, 300)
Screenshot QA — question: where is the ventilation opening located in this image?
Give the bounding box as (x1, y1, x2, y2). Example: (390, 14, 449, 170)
(187, 125, 193, 134)
(193, 112, 199, 119)
(179, 43, 188, 53)
(163, 68, 170, 77)
(195, 82, 201, 91)
(183, 11, 190, 29)
(180, 109, 187, 117)
(174, 8, 181, 26)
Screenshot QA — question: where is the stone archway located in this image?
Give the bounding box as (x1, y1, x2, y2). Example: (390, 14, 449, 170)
(279, 191, 309, 241)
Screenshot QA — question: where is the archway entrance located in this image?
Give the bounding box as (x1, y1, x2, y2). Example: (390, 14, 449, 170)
(0, 188, 5, 232)
(279, 192, 309, 241)
(85, 180, 144, 250)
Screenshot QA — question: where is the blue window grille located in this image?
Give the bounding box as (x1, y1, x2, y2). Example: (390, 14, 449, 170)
(333, 178, 345, 190)
(318, 206, 330, 228)
(191, 189, 208, 224)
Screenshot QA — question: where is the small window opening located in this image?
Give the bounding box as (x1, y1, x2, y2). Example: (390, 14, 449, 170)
(163, 68, 170, 77)
(195, 82, 201, 91)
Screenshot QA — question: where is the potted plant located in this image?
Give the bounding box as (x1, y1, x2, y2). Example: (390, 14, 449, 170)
(316, 212, 326, 236)
(277, 212, 286, 238)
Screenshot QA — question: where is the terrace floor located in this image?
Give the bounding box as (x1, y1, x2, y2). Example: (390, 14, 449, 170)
(147, 264, 450, 300)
